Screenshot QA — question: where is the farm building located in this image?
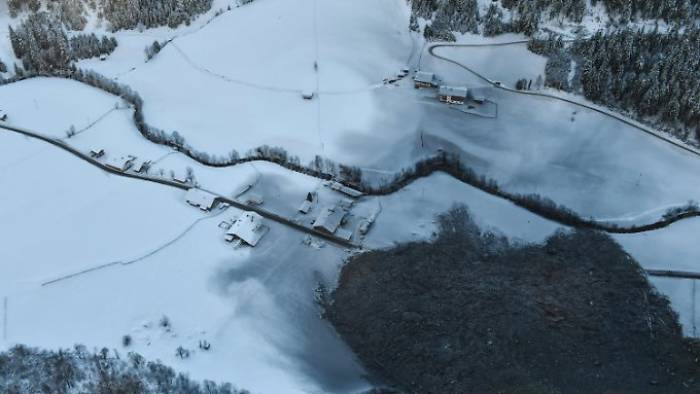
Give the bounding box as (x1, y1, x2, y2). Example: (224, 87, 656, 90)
(185, 188, 218, 211)
(226, 212, 268, 247)
(438, 86, 468, 105)
(312, 205, 347, 234)
(329, 181, 363, 198)
(414, 71, 436, 88)
(105, 155, 135, 171)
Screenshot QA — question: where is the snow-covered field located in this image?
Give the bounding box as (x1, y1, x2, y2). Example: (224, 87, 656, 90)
(2, 0, 700, 390)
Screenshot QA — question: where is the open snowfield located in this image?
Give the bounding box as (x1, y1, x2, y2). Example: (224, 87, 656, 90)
(108, 0, 418, 165)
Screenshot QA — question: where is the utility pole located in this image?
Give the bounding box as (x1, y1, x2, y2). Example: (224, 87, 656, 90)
(3, 296, 7, 342)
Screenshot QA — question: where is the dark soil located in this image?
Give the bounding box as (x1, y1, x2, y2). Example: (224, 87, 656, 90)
(326, 206, 700, 394)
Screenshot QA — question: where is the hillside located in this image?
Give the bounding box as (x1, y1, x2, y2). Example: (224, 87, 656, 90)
(327, 206, 700, 393)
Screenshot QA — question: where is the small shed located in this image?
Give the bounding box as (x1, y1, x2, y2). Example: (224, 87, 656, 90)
(226, 212, 268, 247)
(298, 200, 313, 214)
(469, 87, 489, 103)
(105, 155, 135, 172)
(336, 228, 353, 242)
(132, 159, 151, 174)
(90, 148, 105, 158)
(245, 193, 264, 205)
(414, 71, 436, 88)
(313, 205, 347, 234)
(302, 90, 315, 100)
(0, 110, 7, 121)
(185, 188, 218, 211)
(438, 86, 468, 105)
(173, 174, 188, 184)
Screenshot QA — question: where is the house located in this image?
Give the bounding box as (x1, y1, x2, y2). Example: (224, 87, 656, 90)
(226, 212, 268, 247)
(414, 71, 436, 88)
(90, 148, 105, 158)
(312, 205, 347, 234)
(438, 86, 468, 105)
(185, 188, 218, 211)
(105, 155, 135, 171)
(302, 90, 315, 100)
(329, 181, 363, 198)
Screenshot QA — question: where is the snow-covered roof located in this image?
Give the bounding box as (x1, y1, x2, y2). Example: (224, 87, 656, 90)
(227, 212, 267, 246)
(185, 188, 218, 211)
(132, 159, 150, 173)
(336, 228, 353, 241)
(438, 85, 468, 98)
(414, 71, 435, 84)
(330, 181, 363, 198)
(298, 200, 313, 214)
(312, 205, 346, 234)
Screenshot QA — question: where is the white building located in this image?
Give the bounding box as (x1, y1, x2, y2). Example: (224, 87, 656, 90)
(312, 205, 347, 234)
(226, 212, 268, 247)
(90, 148, 105, 158)
(185, 188, 218, 211)
(438, 86, 468, 105)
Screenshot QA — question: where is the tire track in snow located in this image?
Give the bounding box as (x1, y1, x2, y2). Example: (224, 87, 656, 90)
(40, 209, 228, 287)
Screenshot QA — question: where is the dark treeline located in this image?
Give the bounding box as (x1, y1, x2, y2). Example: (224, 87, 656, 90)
(9, 12, 117, 73)
(531, 28, 700, 142)
(412, 0, 700, 38)
(8, 0, 213, 32)
(327, 205, 700, 393)
(0, 344, 248, 393)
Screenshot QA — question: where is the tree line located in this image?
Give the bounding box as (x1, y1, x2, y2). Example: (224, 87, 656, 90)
(8, 0, 214, 32)
(530, 28, 700, 143)
(9, 12, 117, 73)
(0, 344, 248, 393)
(412, 0, 700, 39)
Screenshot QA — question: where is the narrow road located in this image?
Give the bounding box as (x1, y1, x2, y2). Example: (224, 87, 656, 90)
(427, 43, 700, 157)
(0, 122, 360, 249)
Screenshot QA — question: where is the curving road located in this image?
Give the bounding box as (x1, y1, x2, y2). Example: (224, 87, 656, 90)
(0, 122, 360, 249)
(427, 42, 700, 157)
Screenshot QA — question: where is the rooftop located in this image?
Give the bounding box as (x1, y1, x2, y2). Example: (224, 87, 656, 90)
(185, 188, 218, 210)
(227, 211, 267, 246)
(414, 71, 435, 84)
(438, 85, 468, 98)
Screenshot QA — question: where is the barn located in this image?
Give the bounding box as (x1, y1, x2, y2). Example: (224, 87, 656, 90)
(312, 205, 347, 234)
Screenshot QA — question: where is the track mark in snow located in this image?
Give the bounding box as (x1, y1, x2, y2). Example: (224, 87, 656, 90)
(41, 209, 227, 287)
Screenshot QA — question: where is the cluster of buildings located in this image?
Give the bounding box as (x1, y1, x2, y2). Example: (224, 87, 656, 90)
(414, 71, 484, 106)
